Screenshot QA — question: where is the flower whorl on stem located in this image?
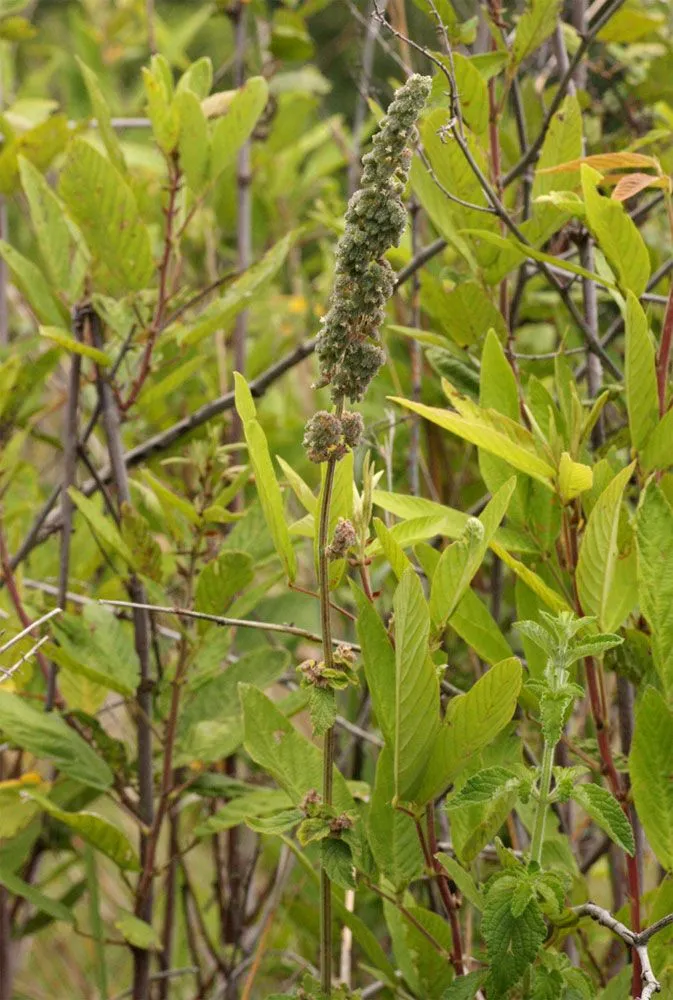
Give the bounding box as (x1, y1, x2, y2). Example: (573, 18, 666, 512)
(314, 73, 431, 408)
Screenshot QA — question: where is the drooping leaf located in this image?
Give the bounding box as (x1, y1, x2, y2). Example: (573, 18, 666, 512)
(0, 864, 75, 925)
(435, 853, 483, 910)
(40, 326, 111, 366)
(48, 605, 140, 697)
(630, 686, 673, 870)
(392, 568, 439, 802)
(26, 790, 139, 870)
(389, 395, 555, 488)
(77, 58, 126, 174)
(512, 0, 563, 66)
(0, 691, 112, 790)
(571, 783, 634, 855)
(68, 488, 136, 570)
(558, 452, 593, 503)
(450, 588, 513, 664)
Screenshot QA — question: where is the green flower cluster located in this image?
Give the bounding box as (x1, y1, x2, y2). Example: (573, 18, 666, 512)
(315, 73, 431, 403)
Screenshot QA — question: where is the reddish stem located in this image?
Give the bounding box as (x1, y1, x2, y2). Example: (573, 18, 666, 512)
(657, 282, 673, 417)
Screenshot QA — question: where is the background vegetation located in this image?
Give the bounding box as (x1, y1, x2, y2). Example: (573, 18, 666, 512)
(1, 1, 673, 999)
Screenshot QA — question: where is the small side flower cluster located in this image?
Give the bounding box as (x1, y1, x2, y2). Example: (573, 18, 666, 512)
(297, 644, 358, 735)
(313, 73, 431, 405)
(303, 410, 364, 463)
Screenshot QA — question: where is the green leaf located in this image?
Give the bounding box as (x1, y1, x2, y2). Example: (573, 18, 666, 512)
(571, 783, 634, 855)
(195, 550, 254, 614)
(180, 234, 293, 347)
(417, 657, 522, 804)
(373, 517, 411, 581)
(440, 970, 487, 999)
(450, 589, 513, 665)
(482, 876, 547, 996)
(558, 452, 593, 503)
(368, 747, 424, 891)
(0, 241, 66, 325)
(18, 157, 85, 299)
(308, 687, 336, 736)
(177, 89, 210, 192)
(635, 481, 673, 699)
(49, 605, 140, 697)
(392, 568, 439, 801)
(59, 138, 154, 295)
(624, 291, 659, 453)
(26, 790, 139, 871)
(451, 54, 489, 134)
(211, 76, 269, 174)
(642, 407, 673, 473)
(240, 685, 354, 811)
(142, 57, 180, 153)
(352, 584, 395, 744)
(40, 326, 111, 366)
(68, 487, 137, 570)
(581, 165, 650, 297)
(0, 691, 112, 790)
(77, 58, 126, 174)
(195, 788, 292, 836)
(114, 911, 161, 950)
(0, 864, 75, 925)
(389, 395, 555, 488)
(491, 542, 571, 612)
(177, 648, 289, 766)
(630, 686, 673, 870)
(0, 114, 70, 195)
(576, 463, 636, 632)
(430, 479, 515, 629)
(447, 767, 520, 808)
(276, 456, 317, 515)
(320, 838, 355, 890)
(120, 502, 163, 582)
(435, 853, 483, 910)
(234, 374, 297, 581)
(512, 0, 563, 66)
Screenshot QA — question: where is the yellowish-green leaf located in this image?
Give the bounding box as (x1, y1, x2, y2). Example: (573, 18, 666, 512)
(68, 488, 137, 569)
(581, 165, 650, 296)
(512, 0, 563, 65)
(0, 241, 66, 325)
(77, 58, 126, 174)
(630, 687, 673, 869)
(577, 463, 636, 632)
(642, 408, 673, 474)
(491, 541, 571, 612)
(624, 291, 659, 453)
(234, 373, 297, 581)
(115, 912, 161, 950)
(558, 452, 593, 503)
(393, 569, 440, 802)
(40, 326, 111, 366)
(59, 138, 154, 295)
(211, 76, 268, 175)
(389, 395, 555, 487)
(635, 482, 673, 700)
(373, 517, 411, 581)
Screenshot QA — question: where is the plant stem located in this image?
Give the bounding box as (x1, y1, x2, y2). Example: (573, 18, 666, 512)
(530, 738, 555, 866)
(318, 401, 344, 998)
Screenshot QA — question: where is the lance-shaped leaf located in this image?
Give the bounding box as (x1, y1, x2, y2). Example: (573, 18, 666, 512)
(430, 478, 515, 629)
(0, 865, 75, 926)
(59, 138, 154, 295)
(558, 452, 593, 503)
(512, 0, 563, 66)
(636, 482, 673, 699)
(368, 747, 424, 892)
(450, 588, 513, 665)
(630, 687, 673, 870)
(210, 76, 268, 174)
(581, 165, 650, 297)
(234, 374, 296, 581)
(490, 541, 571, 613)
(352, 584, 395, 743)
(389, 392, 555, 488)
(392, 568, 440, 802)
(26, 790, 139, 870)
(0, 691, 112, 790)
(576, 463, 636, 632)
(68, 488, 137, 570)
(77, 57, 126, 174)
(642, 408, 673, 474)
(0, 241, 66, 325)
(416, 657, 522, 805)
(624, 291, 659, 453)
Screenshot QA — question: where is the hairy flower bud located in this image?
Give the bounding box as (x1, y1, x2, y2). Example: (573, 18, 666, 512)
(303, 411, 347, 464)
(340, 410, 364, 448)
(315, 74, 431, 403)
(326, 518, 357, 560)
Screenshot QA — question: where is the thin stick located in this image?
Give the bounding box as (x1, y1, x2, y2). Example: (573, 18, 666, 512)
(0, 607, 62, 656)
(99, 599, 360, 650)
(0, 635, 50, 684)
